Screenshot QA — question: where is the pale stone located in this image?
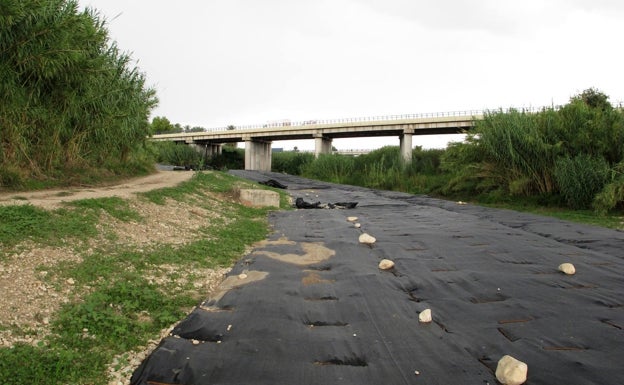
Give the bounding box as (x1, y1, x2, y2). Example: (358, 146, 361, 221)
(238, 273, 248, 280)
(359, 233, 376, 245)
(192, 339, 200, 345)
(418, 308, 432, 323)
(378, 259, 395, 270)
(558, 263, 576, 275)
(239, 189, 280, 207)
(66, 278, 75, 285)
(354, 223, 361, 228)
(495, 355, 528, 385)
(347, 216, 359, 222)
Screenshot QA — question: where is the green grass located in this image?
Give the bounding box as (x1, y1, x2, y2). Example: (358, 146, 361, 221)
(0, 171, 286, 385)
(67, 196, 142, 222)
(0, 205, 98, 255)
(479, 200, 624, 230)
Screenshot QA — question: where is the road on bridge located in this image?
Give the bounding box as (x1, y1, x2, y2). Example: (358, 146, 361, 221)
(131, 171, 623, 385)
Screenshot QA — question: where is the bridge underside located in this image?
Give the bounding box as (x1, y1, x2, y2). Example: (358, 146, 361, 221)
(156, 117, 476, 171)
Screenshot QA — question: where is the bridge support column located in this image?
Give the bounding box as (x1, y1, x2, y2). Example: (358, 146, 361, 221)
(188, 142, 207, 157)
(244, 139, 272, 171)
(314, 134, 332, 158)
(400, 128, 414, 164)
(206, 143, 222, 157)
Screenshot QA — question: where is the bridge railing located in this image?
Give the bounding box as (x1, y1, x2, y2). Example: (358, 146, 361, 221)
(195, 105, 562, 133)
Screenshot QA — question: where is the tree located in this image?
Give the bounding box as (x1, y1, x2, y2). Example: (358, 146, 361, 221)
(151, 116, 173, 134)
(571, 88, 611, 110)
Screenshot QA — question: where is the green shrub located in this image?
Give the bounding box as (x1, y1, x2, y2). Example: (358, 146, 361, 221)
(302, 154, 355, 184)
(207, 146, 245, 170)
(554, 154, 610, 209)
(0, 167, 23, 189)
(593, 161, 624, 214)
(272, 152, 315, 174)
(152, 142, 202, 167)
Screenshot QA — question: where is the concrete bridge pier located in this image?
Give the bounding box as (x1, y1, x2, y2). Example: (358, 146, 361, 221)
(400, 128, 414, 164)
(314, 134, 333, 158)
(206, 143, 222, 157)
(188, 142, 222, 159)
(244, 138, 272, 171)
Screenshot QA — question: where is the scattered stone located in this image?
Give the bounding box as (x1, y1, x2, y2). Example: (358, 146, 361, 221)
(192, 339, 200, 345)
(558, 263, 576, 275)
(238, 273, 248, 280)
(456, 201, 467, 205)
(66, 278, 75, 285)
(378, 259, 395, 270)
(347, 216, 359, 222)
(354, 223, 361, 228)
(227, 324, 232, 332)
(359, 233, 376, 245)
(414, 370, 420, 375)
(418, 309, 432, 323)
(495, 355, 528, 385)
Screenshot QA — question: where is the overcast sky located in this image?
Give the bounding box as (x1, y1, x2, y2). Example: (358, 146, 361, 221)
(79, 0, 624, 150)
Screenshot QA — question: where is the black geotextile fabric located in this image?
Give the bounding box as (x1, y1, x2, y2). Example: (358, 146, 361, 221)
(131, 171, 624, 385)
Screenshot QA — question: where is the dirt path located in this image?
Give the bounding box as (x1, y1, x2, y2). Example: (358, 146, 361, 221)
(0, 170, 195, 209)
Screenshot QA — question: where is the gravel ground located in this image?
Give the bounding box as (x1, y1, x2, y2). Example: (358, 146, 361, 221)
(0, 170, 235, 385)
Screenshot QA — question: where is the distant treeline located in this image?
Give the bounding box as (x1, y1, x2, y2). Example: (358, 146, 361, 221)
(271, 89, 624, 214)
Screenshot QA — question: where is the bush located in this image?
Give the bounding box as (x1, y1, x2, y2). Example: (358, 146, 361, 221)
(152, 142, 202, 167)
(593, 162, 624, 214)
(301, 154, 355, 184)
(554, 154, 610, 209)
(272, 152, 315, 174)
(207, 147, 245, 170)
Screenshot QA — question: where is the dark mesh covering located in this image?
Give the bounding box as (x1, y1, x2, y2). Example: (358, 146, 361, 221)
(131, 171, 624, 385)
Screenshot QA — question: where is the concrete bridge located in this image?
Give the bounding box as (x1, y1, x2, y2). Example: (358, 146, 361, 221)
(151, 110, 484, 171)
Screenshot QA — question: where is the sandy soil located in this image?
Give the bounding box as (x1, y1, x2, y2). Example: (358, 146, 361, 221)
(0, 170, 195, 209)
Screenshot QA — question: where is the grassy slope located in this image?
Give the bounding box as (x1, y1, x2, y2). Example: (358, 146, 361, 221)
(0, 171, 287, 385)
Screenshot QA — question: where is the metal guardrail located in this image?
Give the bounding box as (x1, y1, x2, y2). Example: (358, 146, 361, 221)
(180, 105, 575, 133)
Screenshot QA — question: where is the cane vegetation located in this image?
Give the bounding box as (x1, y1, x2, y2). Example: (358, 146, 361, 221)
(0, 0, 157, 189)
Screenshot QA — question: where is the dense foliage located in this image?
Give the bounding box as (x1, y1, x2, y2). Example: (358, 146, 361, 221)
(0, 0, 157, 188)
(444, 89, 624, 212)
(151, 142, 245, 170)
(277, 89, 624, 214)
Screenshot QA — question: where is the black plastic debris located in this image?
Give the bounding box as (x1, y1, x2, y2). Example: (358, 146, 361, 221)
(329, 202, 358, 209)
(259, 179, 288, 189)
(295, 198, 358, 209)
(295, 197, 321, 209)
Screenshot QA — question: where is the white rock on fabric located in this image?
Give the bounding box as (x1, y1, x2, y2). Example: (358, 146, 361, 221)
(495, 355, 528, 385)
(378, 259, 395, 270)
(354, 223, 361, 228)
(418, 308, 432, 323)
(359, 233, 376, 245)
(238, 273, 248, 280)
(558, 263, 576, 275)
(347, 216, 359, 222)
